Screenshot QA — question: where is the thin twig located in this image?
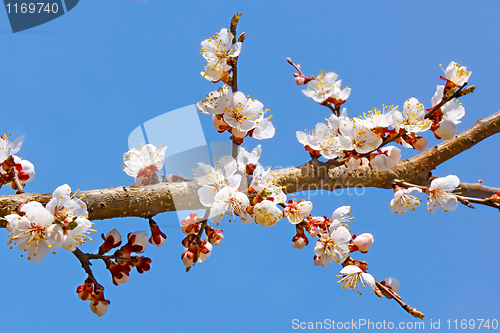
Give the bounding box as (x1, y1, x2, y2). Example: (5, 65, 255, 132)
(425, 83, 467, 119)
(375, 281, 425, 319)
(13, 171, 24, 194)
(72, 248, 101, 287)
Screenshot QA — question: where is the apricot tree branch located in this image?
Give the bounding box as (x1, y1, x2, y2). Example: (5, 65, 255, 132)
(1, 111, 500, 225)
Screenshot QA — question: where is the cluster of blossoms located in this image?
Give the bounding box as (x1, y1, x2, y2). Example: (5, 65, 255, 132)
(77, 279, 110, 317)
(4, 184, 94, 262)
(197, 85, 275, 144)
(123, 143, 167, 186)
(0, 134, 35, 190)
(74, 221, 166, 316)
(200, 27, 242, 84)
(197, 24, 275, 145)
(295, 62, 472, 173)
(196, 146, 286, 227)
(390, 175, 460, 214)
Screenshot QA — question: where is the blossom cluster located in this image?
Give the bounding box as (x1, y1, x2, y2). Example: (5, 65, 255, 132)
(198, 26, 275, 144)
(123, 143, 167, 186)
(390, 175, 460, 214)
(4, 184, 93, 262)
(296, 62, 471, 173)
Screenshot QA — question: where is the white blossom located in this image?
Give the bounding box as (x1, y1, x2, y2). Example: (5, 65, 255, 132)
(393, 98, 432, 133)
(369, 146, 401, 172)
(314, 226, 351, 266)
(356, 105, 396, 129)
(197, 86, 231, 115)
(338, 118, 383, 154)
(251, 165, 286, 204)
(5, 207, 63, 263)
(197, 155, 241, 207)
(283, 200, 313, 224)
(442, 61, 471, 87)
(338, 265, 376, 293)
(209, 186, 252, 224)
(432, 85, 465, 124)
(427, 175, 460, 213)
(237, 145, 262, 173)
(200, 28, 242, 66)
(390, 187, 422, 214)
(302, 71, 339, 103)
(254, 200, 282, 227)
(0, 134, 24, 163)
(123, 144, 167, 186)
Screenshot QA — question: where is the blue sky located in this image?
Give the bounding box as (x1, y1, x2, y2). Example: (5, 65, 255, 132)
(1, 1, 499, 332)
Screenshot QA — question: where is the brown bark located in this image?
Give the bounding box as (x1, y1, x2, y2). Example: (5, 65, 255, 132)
(1, 111, 500, 226)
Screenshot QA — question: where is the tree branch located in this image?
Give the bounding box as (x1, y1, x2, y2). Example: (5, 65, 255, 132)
(1, 111, 500, 225)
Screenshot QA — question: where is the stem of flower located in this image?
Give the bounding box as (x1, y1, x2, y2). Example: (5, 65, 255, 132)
(232, 142, 239, 159)
(425, 83, 467, 120)
(72, 247, 102, 288)
(230, 14, 241, 93)
(13, 170, 24, 194)
(375, 280, 425, 319)
(286, 57, 305, 76)
(320, 101, 339, 117)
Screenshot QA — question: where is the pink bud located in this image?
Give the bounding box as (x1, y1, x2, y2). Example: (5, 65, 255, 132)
(294, 75, 307, 86)
(90, 286, 110, 317)
(434, 120, 456, 140)
(382, 277, 401, 293)
(76, 278, 93, 301)
(149, 221, 167, 247)
(292, 237, 307, 249)
(181, 250, 195, 268)
(99, 228, 122, 255)
(313, 255, 323, 267)
(352, 233, 374, 253)
(212, 115, 230, 133)
(413, 137, 428, 151)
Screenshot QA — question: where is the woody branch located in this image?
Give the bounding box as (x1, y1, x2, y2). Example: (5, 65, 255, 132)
(1, 110, 500, 225)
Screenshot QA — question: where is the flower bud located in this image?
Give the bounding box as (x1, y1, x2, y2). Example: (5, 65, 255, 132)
(181, 250, 195, 268)
(99, 228, 122, 255)
(292, 236, 308, 249)
(434, 120, 456, 140)
(254, 200, 282, 227)
(181, 212, 201, 235)
(313, 255, 323, 267)
(294, 75, 308, 86)
(412, 137, 428, 151)
(149, 220, 167, 247)
(131, 256, 152, 274)
(90, 286, 110, 317)
(118, 231, 149, 257)
(76, 278, 94, 301)
(370, 154, 391, 172)
(351, 233, 374, 253)
(206, 226, 224, 246)
(382, 277, 401, 293)
(197, 241, 212, 263)
(212, 115, 230, 133)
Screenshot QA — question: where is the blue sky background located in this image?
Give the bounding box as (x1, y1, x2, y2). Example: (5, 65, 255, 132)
(1, 1, 500, 332)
